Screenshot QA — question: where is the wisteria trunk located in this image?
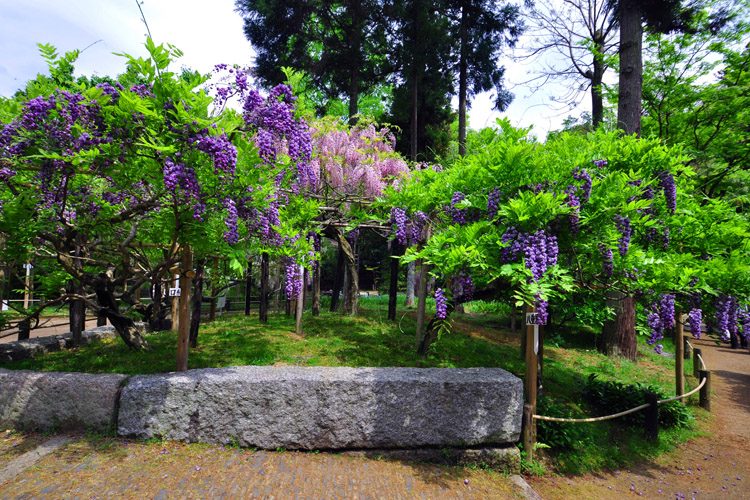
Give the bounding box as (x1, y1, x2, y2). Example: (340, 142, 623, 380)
(244, 259, 252, 316)
(404, 261, 416, 306)
(599, 291, 637, 360)
(91, 276, 150, 351)
(336, 231, 359, 316)
(312, 262, 320, 317)
(330, 245, 344, 312)
(259, 253, 269, 323)
(388, 242, 404, 321)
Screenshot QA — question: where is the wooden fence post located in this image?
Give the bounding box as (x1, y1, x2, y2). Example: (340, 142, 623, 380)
(675, 311, 684, 398)
(522, 403, 535, 462)
(693, 348, 702, 378)
(644, 391, 659, 441)
(699, 370, 711, 411)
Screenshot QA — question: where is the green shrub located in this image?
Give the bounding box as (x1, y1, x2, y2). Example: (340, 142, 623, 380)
(536, 395, 591, 450)
(581, 374, 693, 429)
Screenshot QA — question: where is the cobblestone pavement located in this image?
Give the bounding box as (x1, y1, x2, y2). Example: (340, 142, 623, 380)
(0, 435, 521, 499)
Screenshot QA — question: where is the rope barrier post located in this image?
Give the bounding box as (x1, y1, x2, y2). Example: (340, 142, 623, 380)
(683, 337, 692, 360)
(522, 403, 535, 462)
(644, 391, 659, 441)
(693, 348, 702, 378)
(675, 311, 684, 399)
(699, 370, 711, 411)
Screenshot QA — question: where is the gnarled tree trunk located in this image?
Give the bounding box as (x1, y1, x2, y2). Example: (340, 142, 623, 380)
(598, 291, 637, 360)
(91, 274, 150, 351)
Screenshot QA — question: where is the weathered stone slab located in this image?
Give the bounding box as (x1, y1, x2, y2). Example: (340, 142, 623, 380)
(0, 369, 127, 431)
(0, 326, 118, 362)
(118, 366, 523, 450)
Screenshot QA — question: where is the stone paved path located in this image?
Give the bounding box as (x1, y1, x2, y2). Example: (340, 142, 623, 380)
(528, 337, 750, 500)
(0, 436, 521, 499)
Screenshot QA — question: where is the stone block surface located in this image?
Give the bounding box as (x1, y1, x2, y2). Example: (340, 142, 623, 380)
(0, 326, 118, 362)
(118, 366, 523, 450)
(0, 369, 127, 431)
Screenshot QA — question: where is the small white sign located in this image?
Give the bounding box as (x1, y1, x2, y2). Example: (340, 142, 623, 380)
(23, 264, 33, 269)
(168, 288, 181, 297)
(526, 312, 543, 325)
(1, 301, 7, 311)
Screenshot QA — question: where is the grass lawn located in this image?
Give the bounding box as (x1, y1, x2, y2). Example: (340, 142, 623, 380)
(0, 295, 709, 474)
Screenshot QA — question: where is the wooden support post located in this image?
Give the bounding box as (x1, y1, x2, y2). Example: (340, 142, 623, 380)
(699, 370, 711, 411)
(644, 391, 659, 441)
(693, 348, 702, 378)
(22, 261, 31, 310)
(525, 306, 538, 412)
(520, 304, 527, 360)
(683, 336, 692, 360)
(522, 403, 535, 462)
(176, 246, 193, 372)
(171, 271, 180, 331)
(675, 311, 684, 398)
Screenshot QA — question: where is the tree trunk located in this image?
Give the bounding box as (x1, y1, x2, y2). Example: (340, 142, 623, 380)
(244, 259, 252, 316)
(347, 0, 362, 125)
(388, 242, 404, 321)
(458, 5, 468, 157)
(92, 275, 150, 350)
(404, 261, 416, 306)
(591, 31, 605, 128)
(296, 264, 304, 335)
(312, 261, 320, 316)
(330, 244, 345, 312)
(617, 0, 643, 136)
(335, 230, 359, 315)
(209, 257, 219, 321)
(259, 252, 269, 323)
(599, 291, 637, 360)
(176, 246, 193, 372)
(415, 261, 430, 350)
(189, 258, 205, 348)
(410, 2, 420, 162)
(97, 309, 107, 327)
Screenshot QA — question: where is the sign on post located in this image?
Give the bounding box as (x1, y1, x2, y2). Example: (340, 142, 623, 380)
(526, 312, 545, 354)
(168, 287, 181, 297)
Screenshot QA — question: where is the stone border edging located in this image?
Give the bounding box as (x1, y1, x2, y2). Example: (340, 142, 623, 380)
(1, 363, 523, 469)
(0, 325, 123, 362)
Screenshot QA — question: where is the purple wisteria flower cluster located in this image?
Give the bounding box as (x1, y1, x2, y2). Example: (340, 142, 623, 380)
(500, 227, 558, 282)
(450, 271, 474, 302)
(614, 216, 632, 256)
(487, 187, 502, 219)
(435, 288, 448, 319)
(391, 207, 409, 246)
(646, 294, 675, 352)
(284, 257, 303, 300)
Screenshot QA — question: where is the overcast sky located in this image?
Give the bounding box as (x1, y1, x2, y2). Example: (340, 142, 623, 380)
(0, 0, 587, 138)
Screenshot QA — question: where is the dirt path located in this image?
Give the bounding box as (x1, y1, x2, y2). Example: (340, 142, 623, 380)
(529, 337, 750, 499)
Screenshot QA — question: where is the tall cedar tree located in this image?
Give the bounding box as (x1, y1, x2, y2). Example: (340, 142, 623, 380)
(605, 0, 696, 359)
(447, 0, 523, 156)
(235, 0, 391, 121)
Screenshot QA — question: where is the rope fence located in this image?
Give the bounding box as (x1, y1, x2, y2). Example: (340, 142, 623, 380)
(530, 340, 712, 426)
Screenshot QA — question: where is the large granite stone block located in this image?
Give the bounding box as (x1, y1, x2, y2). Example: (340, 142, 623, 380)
(0, 369, 127, 431)
(118, 366, 523, 450)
